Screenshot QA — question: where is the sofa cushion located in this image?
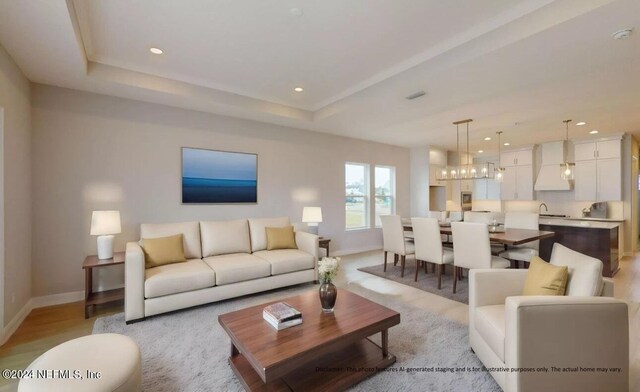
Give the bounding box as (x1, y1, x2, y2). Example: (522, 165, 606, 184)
(550, 243, 603, 296)
(522, 256, 568, 296)
(203, 253, 271, 285)
(474, 304, 506, 362)
(141, 221, 202, 259)
(141, 234, 187, 269)
(200, 219, 251, 257)
(253, 249, 314, 275)
(144, 259, 215, 299)
(248, 217, 290, 252)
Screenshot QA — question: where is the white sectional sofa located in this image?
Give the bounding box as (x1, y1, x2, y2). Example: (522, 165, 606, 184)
(124, 217, 318, 323)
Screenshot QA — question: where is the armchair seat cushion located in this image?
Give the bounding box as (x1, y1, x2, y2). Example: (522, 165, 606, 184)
(474, 304, 506, 362)
(499, 247, 538, 262)
(253, 249, 314, 275)
(204, 253, 271, 285)
(490, 256, 510, 269)
(145, 259, 215, 298)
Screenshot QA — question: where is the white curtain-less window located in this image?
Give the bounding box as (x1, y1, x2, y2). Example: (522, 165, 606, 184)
(374, 166, 395, 227)
(345, 163, 369, 230)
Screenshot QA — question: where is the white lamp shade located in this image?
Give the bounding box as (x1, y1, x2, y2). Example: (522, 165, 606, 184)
(90, 210, 122, 235)
(302, 207, 323, 223)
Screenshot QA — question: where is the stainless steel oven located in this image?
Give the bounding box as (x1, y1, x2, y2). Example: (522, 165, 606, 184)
(461, 192, 472, 211)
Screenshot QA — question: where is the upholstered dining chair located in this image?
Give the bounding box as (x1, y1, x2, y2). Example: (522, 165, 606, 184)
(450, 222, 510, 293)
(448, 211, 463, 222)
(426, 210, 447, 221)
(411, 218, 454, 287)
(380, 215, 416, 278)
(498, 212, 539, 268)
(463, 211, 497, 224)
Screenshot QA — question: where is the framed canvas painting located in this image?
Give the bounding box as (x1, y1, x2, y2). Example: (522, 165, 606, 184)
(181, 147, 258, 204)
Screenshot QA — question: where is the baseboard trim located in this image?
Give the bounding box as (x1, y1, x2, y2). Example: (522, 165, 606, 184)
(1, 299, 33, 346)
(30, 290, 84, 309)
(1, 290, 85, 346)
(333, 246, 381, 257)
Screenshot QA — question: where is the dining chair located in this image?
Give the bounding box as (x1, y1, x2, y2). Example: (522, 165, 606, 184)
(463, 211, 496, 224)
(498, 212, 539, 268)
(448, 211, 463, 222)
(412, 218, 454, 287)
(426, 210, 447, 221)
(380, 215, 416, 277)
(451, 222, 510, 293)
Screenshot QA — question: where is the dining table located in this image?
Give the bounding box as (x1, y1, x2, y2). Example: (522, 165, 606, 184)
(402, 222, 555, 246)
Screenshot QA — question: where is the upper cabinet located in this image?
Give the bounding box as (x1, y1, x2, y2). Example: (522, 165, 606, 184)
(500, 148, 534, 200)
(573, 137, 622, 201)
(574, 139, 621, 161)
(501, 150, 533, 167)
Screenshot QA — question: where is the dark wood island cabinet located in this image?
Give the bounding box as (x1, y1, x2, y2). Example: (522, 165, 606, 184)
(539, 221, 620, 277)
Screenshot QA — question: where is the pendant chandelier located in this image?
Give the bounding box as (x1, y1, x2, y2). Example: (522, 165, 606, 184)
(435, 119, 494, 181)
(495, 131, 505, 182)
(560, 119, 575, 180)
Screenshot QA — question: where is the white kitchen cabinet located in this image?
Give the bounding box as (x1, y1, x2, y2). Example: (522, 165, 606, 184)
(574, 160, 597, 200)
(574, 139, 621, 161)
(474, 178, 501, 200)
(573, 138, 621, 202)
(500, 148, 534, 200)
(500, 150, 532, 167)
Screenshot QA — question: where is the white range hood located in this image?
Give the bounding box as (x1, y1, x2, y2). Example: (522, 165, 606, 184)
(534, 141, 573, 191)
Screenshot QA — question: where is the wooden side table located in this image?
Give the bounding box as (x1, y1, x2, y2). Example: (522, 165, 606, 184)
(83, 251, 125, 319)
(319, 238, 331, 257)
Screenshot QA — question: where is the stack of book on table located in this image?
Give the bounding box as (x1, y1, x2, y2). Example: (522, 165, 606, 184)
(263, 302, 302, 330)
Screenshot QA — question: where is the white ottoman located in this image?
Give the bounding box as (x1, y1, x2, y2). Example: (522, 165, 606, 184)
(18, 333, 141, 392)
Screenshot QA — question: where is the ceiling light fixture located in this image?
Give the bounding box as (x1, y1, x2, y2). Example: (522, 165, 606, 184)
(289, 8, 304, 17)
(294, 87, 304, 92)
(560, 120, 575, 180)
(503, 142, 510, 146)
(590, 130, 599, 134)
(495, 131, 505, 183)
(435, 119, 494, 181)
(405, 90, 426, 100)
(576, 121, 586, 126)
(478, 150, 484, 153)
(484, 137, 492, 141)
(149, 47, 163, 55)
(612, 28, 633, 40)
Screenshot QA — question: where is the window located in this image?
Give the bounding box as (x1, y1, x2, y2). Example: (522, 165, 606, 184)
(345, 163, 369, 230)
(345, 163, 396, 230)
(374, 166, 395, 227)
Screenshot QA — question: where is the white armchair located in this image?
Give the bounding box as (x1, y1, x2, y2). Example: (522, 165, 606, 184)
(469, 244, 629, 392)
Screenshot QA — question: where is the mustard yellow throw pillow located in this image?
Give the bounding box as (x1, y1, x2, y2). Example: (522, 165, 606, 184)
(142, 234, 187, 268)
(522, 256, 568, 296)
(265, 226, 297, 250)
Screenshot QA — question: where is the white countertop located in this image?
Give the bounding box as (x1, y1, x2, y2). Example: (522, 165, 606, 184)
(538, 218, 622, 229)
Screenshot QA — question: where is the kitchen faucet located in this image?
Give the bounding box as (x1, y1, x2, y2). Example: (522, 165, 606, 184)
(539, 203, 548, 214)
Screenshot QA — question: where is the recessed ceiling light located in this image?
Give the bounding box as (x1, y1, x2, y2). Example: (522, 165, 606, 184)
(576, 121, 586, 126)
(504, 142, 510, 146)
(289, 8, 304, 17)
(149, 47, 163, 55)
(612, 28, 633, 40)
(477, 150, 484, 153)
(590, 130, 599, 134)
(484, 137, 492, 141)
(294, 87, 304, 92)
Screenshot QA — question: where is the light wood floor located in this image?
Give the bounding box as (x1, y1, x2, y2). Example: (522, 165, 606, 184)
(0, 253, 638, 391)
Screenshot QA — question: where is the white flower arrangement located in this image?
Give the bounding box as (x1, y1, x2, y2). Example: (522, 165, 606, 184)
(318, 257, 340, 283)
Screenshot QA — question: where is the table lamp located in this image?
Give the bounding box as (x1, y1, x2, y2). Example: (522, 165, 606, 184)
(302, 207, 322, 235)
(90, 210, 121, 259)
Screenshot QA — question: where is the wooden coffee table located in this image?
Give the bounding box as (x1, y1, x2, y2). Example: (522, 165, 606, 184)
(218, 289, 400, 392)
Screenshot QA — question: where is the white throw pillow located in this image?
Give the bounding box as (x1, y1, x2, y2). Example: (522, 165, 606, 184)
(549, 243, 603, 296)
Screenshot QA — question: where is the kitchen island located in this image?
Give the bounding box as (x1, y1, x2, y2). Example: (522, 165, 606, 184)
(538, 218, 622, 277)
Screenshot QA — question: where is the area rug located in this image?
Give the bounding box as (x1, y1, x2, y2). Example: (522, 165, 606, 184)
(358, 263, 469, 304)
(93, 284, 499, 392)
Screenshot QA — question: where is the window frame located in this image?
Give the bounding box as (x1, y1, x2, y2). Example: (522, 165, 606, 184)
(374, 165, 396, 228)
(345, 162, 370, 231)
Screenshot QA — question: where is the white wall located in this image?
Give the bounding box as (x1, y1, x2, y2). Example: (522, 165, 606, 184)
(31, 85, 410, 296)
(410, 147, 429, 216)
(0, 44, 31, 327)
